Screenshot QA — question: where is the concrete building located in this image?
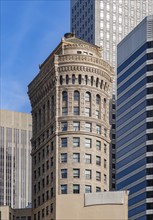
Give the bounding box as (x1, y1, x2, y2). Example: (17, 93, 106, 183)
(0, 110, 32, 208)
(0, 205, 32, 220)
(28, 33, 120, 219)
(71, 0, 153, 67)
(56, 191, 129, 220)
(116, 15, 153, 220)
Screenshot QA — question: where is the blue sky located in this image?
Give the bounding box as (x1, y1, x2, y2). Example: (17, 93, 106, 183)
(1, 0, 70, 113)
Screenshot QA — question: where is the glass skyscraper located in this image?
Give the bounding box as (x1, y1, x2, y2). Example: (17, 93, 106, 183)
(71, 0, 153, 67)
(116, 15, 153, 220)
(0, 110, 32, 208)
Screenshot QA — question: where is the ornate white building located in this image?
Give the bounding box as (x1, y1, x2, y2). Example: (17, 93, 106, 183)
(28, 33, 114, 220)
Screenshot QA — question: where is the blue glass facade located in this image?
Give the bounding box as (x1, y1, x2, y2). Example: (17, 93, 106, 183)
(116, 16, 153, 220)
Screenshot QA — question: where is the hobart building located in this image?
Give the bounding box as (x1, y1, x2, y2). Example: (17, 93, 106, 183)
(28, 33, 129, 220)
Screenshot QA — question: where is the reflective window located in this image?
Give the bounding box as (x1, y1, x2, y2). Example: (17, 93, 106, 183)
(85, 123, 92, 132)
(85, 185, 92, 193)
(61, 169, 67, 178)
(62, 91, 67, 102)
(85, 138, 91, 148)
(73, 153, 80, 162)
(73, 122, 80, 131)
(85, 169, 91, 180)
(61, 122, 67, 131)
(61, 138, 67, 147)
(96, 172, 101, 181)
(73, 184, 80, 194)
(85, 92, 91, 102)
(73, 137, 80, 147)
(61, 153, 67, 163)
(61, 185, 67, 194)
(96, 140, 101, 150)
(74, 91, 80, 101)
(73, 169, 80, 178)
(85, 154, 91, 164)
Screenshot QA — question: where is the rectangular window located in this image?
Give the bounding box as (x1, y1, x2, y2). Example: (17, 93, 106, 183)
(61, 138, 67, 147)
(96, 156, 101, 166)
(61, 122, 67, 131)
(73, 153, 80, 162)
(61, 169, 67, 178)
(85, 185, 91, 193)
(104, 128, 107, 137)
(73, 137, 80, 147)
(61, 153, 67, 163)
(85, 108, 91, 116)
(42, 209, 44, 218)
(73, 169, 80, 178)
(96, 140, 101, 150)
(96, 171, 101, 181)
(96, 110, 100, 119)
(85, 154, 91, 164)
(62, 107, 68, 115)
(96, 187, 101, 192)
(85, 169, 91, 179)
(73, 184, 80, 194)
(96, 125, 101, 134)
(85, 138, 91, 148)
(74, 107, 79, 115)
(61, 185, 67, 194)
(85, 123, 92, 132)
(73, 122, 80, 131)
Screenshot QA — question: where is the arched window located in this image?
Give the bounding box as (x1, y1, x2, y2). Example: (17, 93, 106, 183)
(104, 98, 106, 108)
(66, 75, 69, 84)
(85, 92, 91, 102)
(96, 78, 99, 87)
(43, 104, 45, 126)
(100, 80, 103, 89)
(52, 96, 55, 117)
(62, 91, 67, 102)
(96, 95, 100, 105)
(39, 109, 41, 129)
(85, 75, 88, 85)
(35, 112, 37, 132)
(72, 74, 75, 84)
(60, 75, 63, 85)
(78, 74, 82, 84)
(47, 100, 50, 121)
(74, 91, 80, 101)
(91, 76, 93, 86)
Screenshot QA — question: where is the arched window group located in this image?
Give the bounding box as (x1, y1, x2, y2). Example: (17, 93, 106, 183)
(61, 90, 107, 119)
(59, 74, 108, 92)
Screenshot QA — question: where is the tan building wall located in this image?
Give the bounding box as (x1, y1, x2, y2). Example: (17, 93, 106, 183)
(0, 206, 32, 220)
(56, 191, 129, 220)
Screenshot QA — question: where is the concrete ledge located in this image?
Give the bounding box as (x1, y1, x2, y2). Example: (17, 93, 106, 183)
(85, 191, 129, 206)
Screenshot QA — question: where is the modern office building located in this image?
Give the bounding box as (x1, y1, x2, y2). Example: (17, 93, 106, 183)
(116, 15, 153, 220)
(71, 0, 153, 67)
(0, 110, 32, 209)
(28, 33, 115, 219)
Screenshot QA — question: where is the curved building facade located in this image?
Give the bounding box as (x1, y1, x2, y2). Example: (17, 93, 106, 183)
(28, 34, 114, 220)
